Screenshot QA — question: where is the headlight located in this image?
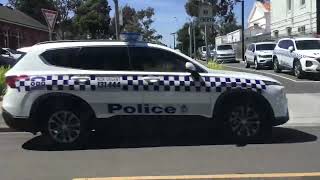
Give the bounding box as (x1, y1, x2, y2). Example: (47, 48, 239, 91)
(263, 80, 282, 86)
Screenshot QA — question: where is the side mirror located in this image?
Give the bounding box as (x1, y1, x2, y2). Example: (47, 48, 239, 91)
(185, 62, 196, 72)
(288, 46, 294, 52)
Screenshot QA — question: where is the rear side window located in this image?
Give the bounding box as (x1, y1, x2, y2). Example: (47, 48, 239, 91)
(278, 40, 293, 49)
(41, 46, 130, 71)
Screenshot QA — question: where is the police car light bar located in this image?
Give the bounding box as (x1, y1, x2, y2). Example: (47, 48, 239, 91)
(120, 32, 143, 42)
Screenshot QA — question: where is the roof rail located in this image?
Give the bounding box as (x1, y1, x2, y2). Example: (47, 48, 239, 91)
(36, 39, 124, 45)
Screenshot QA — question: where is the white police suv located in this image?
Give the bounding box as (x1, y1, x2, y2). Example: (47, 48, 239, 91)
(2, 37, 289, 147)
(245, 42, 276, 70)
(273, 38, 320, 78)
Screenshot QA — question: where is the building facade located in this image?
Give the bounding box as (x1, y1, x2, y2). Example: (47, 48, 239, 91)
(271, 0, 318, 39)
(247, 1, 271, 37)
(0, 4, 49, 49)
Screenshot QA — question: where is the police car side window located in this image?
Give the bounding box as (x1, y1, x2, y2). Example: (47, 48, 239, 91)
(41, 48, 80, 68)
(129, 47, 187, 72)
(41, 47, 130, 71)
(78, 47, 130, 71)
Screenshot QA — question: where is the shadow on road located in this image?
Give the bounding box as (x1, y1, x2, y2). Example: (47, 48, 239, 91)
(22, 119, 318, 151)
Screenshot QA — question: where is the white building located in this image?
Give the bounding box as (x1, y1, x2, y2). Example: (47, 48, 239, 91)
(247, 1, 271, 36)
(215, 29, 241, 45)
(271, 0, 318, 39)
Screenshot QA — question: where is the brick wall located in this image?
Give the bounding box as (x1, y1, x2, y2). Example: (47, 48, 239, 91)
(0, 21, 48, 49)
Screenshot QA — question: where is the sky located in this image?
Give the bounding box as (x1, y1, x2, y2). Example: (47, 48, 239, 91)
(0, 0, 255, 47)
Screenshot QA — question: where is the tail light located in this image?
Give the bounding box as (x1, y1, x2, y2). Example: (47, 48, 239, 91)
(5, 75, 29, 88)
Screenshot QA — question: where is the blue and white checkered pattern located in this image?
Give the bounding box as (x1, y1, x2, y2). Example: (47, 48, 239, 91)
(15, 75, 267, 93)
(274, 49, 306, 59)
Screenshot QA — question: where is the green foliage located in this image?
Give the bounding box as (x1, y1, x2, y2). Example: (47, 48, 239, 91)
(74, 0, 111, 39)
(176, 23, 205, 55)
(0, 66, 10, 96)
(116, 5, 162, 43)
(9, 0, 56, 25)
(207, 61, 223, 70)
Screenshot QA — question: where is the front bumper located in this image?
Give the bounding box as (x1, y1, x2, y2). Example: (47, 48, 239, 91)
(2, 108, 38, 132)
(216, 56, 236, 62)
(273, 111, 290, 126)
(258, 58, 273, 66)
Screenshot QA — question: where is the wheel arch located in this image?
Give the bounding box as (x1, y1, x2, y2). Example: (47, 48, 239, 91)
(29, 92, 96, 127)
(212, 90, 275, 121)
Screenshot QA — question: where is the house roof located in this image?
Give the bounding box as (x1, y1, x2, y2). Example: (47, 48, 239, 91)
(0, 5, 48, 32)
(247, 1, 271, 27)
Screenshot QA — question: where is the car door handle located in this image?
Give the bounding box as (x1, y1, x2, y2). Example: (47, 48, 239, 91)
(71, 76, 90, 83)
(142, 77, 161, 83)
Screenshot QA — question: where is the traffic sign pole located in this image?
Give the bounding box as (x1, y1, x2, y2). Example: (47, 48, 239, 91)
(205, 24, 209, 63)
(41, 9, 58, 41)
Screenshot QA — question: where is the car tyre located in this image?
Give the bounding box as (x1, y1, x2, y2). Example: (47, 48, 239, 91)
(273, 58, 281, 73)
(42, 103, 90, 149)
(294, 61, 305, 79)
(245, 57, 250, 68)
(254, 60, 260, 70)
(218, 95, 272, 144)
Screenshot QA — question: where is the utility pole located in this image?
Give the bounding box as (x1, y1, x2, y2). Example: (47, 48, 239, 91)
(189, 23, 192, 57)
(171, 33, 176, 49)
(193, 18, 196, 58)
(113, 0, 120, 40)
(241, 0, 245, 61)
(205, 25, 209, 63)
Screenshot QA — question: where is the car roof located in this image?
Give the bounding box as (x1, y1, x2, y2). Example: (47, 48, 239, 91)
(253, 42, 276, 45)
(279, 37, 320, 41)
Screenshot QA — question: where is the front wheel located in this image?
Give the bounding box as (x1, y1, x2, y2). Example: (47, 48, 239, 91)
(273, 58, 281, 73)
(254, 60, 260, 70)
(294, 61, 305, 79)
(245, 57, 250, 68)
(219, 96, 272, 143)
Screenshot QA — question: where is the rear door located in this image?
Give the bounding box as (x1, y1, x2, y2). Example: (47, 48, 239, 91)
(128, 46, 212, 117)
(40, 46, 144, 119)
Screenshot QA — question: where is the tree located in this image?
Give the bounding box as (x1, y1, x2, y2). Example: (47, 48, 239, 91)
(176, 23, 204, 55)
(137, 7, 162, 43)
(74, 0, 111, 39)
(53, 0, 81, 39)
(110, 5, 162, 43)
(8, 0, 56, 25)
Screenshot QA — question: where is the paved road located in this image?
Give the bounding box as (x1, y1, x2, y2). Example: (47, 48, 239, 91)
(0, 126, 319, 180)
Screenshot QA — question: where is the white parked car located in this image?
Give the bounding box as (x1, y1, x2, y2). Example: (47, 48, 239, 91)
(245, 42, 276, 70)
(3, 38, 289, 147)
(214, 44, 236, 62)
(1, 48, 24, 59)
(273, 38, 320, 78)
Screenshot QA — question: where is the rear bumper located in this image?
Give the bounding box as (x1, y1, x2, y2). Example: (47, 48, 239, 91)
(2, 108, 38, 132)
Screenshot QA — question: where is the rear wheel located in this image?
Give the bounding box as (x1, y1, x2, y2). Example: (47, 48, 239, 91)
(41, 102, 90, 148)
(294, 61, 305, 79)
(273, 57, 281, 73)
(218, 95, 272, 143)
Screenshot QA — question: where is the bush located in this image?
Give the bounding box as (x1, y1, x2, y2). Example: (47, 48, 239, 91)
(207, 61, 223, 70)
(0, 66, 10, 96)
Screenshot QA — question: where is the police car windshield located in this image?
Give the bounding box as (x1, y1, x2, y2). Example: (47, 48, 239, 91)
(217, 45, 232, 50)
(296, 40, 320, 50)
(256, 44, 276, 51)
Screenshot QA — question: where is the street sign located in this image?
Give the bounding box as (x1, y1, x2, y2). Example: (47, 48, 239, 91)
(41, 9, 58, 31)
(198, 5, 213, 25)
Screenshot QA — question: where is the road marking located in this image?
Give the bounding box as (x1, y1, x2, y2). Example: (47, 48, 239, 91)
(224, 64, 320, 83)
(74, 172, 320, 180)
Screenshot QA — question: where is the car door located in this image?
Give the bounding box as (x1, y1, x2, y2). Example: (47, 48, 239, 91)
(40, 46, 144, 119)
(277, 40, 288, 67)
(245, 44, 252, 62)
(128, 46, 212, 117)
(284, 40, 296, 68)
